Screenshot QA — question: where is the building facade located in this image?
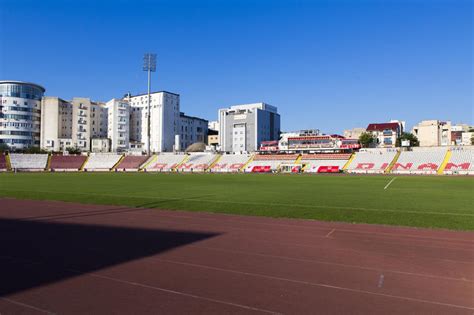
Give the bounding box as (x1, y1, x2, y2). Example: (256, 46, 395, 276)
(127, 91, 180, 153)
(0, 81, 45, 150)
(105, 99, 130, 152)
(218, 103, 280, 153)
(179, 112, 208, 150)
(343, 127, 366, 140)
(412, 120, 452, 147)
(366, 120, 404, 148)
(40, 97, 107, 152)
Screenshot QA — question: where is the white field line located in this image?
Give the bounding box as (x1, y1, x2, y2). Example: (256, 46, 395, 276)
(384, 177, 397, 190)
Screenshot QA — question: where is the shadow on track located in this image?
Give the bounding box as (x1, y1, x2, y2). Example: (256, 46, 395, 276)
(0, 218, 219, 296)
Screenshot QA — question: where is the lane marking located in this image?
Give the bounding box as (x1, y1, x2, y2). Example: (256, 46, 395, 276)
(189, 245, 473, 282)
(152, 258, 474, 311)
(384, 177, 397, 190)
(0, 297, 55, 314)
(70, 270, 281, 314)
(378, 274, 385, 288)
(128, 215, 474, 255)
(325, 229, 336, 238)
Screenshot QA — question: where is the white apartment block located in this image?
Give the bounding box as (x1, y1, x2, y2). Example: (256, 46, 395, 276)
(127, 91, 180, 153)
(105, 99, 130, 152)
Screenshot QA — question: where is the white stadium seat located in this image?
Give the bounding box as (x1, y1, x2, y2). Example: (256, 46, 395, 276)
(84, 154, 122, 171)
(9, 154, 48, 170)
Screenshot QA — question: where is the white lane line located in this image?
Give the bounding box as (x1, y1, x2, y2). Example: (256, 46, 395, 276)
(378, 274, 385, 288)
(190, 245, 473, 282)
(325, 229, 336, 238)
(152, 258, 474, 311)
(384, 177, 397, 190)
(74, 270, 281, 315)
(0, 297, 55, 314)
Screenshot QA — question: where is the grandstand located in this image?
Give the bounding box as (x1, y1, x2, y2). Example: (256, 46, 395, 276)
(114, 155, 150, 171)
(175, 153, 218, 172)
(50, 155, 87, 171)
(9, 154, 48, 171)
(392, 147, 447, 174)
(210, 153, 252, 172)
(83, 154, 122, 171)
(245, 154, 299, 173)
(144, 153, 187, 172)
(444, 147, 473, 175)
(346, 149, 399, 174)
(301, 153, 351, 173)
(0, 154, 8, 171)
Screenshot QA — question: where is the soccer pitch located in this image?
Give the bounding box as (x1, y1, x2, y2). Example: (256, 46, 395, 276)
(0, 173, 472, 230)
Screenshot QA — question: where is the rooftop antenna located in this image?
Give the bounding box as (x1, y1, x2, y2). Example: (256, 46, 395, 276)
(143, 53, 157, 155)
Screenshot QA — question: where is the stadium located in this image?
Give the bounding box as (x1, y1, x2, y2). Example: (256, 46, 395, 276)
(0, 147, 473, 313)
(1, 1, 473, 313)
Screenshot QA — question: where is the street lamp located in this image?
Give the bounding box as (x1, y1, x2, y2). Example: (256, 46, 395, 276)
(143, 53, 156, 155)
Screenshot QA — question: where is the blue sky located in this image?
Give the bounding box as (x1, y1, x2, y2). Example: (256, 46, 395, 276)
(1, 0, 472, 133)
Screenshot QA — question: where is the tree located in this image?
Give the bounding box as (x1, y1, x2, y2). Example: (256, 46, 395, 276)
(66, 146, 82, 155)
(358, 132, 376, 148)
(471, 134, 474, 145)
(23, 147, 48, 154)
(0, 143, 10, 152)
(396, 132, 420, 147)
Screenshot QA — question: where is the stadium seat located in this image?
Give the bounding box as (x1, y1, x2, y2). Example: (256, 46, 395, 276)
(114, 155, 150, 171)
(444, 148, 474, 175)
(210, 154, 252, 172)
(145, 154, 187, 171)
(245, 154, 299, 172)
(83, 154, 122, 171)
(301, 154, 350, 173)
(176, 153, 217, 172)
(392, 148, 447, 174)
(9, 154, 48, 170)
(0, 154, 8, 171)
(50, 155, 87, 171)
(346, 149, 398, 174)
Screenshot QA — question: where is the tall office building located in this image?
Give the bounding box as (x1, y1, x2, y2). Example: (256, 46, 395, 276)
(0, 81, 45, 150)
(218, 103, 280, 153)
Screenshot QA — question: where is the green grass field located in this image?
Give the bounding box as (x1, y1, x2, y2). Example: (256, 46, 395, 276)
(0, 172, 473, 230)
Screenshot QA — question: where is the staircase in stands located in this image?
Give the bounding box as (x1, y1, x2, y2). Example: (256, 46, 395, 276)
(437, 149, 452, 175)
(385, 150, 401, 174)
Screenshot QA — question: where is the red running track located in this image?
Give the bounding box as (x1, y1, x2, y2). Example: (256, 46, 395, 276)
(0, 198, 473, 314)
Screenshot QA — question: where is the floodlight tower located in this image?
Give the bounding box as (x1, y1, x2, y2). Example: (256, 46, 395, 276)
(143, 53, 157, 155)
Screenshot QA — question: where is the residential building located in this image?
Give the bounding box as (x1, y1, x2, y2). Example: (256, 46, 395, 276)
(40, 97, 107, 152)
(105, 99, 130, 152)
(343, 127, 366, 140)
(179, 112, 208, 150)
(366, 120, 404, 148)
(412, 120, 452, 147)
(126, 91, 180, 153)
(218, 102, 280, 153)
(0, 81, 45, 150)
(208, 129, 219, 147)
(208, 121, 219, 131)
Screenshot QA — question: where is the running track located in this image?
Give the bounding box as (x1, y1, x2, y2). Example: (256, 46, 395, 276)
(0, 198, 473, 314)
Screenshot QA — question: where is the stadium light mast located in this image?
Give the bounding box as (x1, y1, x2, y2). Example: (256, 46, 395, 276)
(143, 53, 157, 155)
